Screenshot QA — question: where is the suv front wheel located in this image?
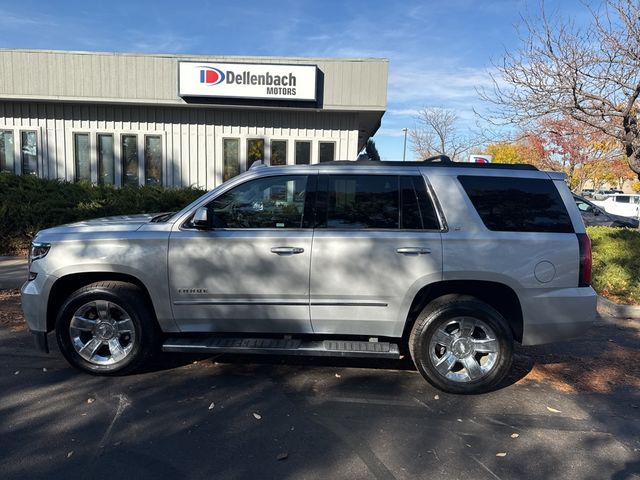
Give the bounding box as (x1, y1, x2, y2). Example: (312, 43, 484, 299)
(409, 294, 513, 394)
(55, 281, 159, 375)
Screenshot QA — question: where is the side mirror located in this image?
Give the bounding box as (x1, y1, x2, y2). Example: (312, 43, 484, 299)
(193, 206, 209, 229)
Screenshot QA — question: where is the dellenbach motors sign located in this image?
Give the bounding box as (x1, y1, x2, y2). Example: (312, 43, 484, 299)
(178, 61, 317, 101)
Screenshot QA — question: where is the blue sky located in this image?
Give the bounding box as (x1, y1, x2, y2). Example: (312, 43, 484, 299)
(0, 0, 589, 159)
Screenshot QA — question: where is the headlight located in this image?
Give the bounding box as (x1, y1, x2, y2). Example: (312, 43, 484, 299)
(29, 242, 51, 266)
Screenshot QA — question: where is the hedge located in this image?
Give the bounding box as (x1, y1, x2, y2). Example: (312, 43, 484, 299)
(0, 173, 205, 255)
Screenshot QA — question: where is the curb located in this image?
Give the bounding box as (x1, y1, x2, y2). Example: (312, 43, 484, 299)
(597, 295, 640, 320)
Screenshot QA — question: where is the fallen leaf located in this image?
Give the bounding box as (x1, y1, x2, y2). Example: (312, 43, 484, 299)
(456, 418, 463, 422)
(496, 452, 507, 457)
(276, 452, 288, 461)
(546, 406, 561, 413)
(87, 398, 95, 404)
(67, 451, 74, 459)
(434, 395, 440, 400)
(335, 373, 341, 378)
(208, 402, 215, 410)
(14, 371, 19, 375)
(511, 433, 520, 438)
(253, 412, 262, 420)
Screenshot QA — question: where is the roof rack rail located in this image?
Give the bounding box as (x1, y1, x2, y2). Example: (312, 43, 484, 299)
(423, 154, 452, 163)
(321, 159, 538, 171)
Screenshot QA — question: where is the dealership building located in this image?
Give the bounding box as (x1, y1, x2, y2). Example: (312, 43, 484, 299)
(0, 49, 388, 189)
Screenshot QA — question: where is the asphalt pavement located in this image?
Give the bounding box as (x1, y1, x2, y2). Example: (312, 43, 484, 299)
(1, 313, 639, 480)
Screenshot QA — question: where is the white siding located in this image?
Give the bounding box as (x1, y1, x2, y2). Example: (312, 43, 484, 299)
(0, 101, 359, 188)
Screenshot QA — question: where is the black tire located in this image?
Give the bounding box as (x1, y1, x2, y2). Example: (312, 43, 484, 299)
(55, 281, 159, 375)
(409, 294, 513, 394)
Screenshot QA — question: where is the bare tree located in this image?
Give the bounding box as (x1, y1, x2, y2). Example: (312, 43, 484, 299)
(480, 0, 640, 177)
(409, 107, 477, 161)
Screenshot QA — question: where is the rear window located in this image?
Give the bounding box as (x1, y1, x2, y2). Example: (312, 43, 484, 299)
(458, 176, 573, 233)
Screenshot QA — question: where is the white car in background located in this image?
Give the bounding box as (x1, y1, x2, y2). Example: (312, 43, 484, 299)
(592, 194, 640, 219)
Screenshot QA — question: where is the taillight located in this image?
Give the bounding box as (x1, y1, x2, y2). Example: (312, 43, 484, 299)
(577, 233, 592, 287)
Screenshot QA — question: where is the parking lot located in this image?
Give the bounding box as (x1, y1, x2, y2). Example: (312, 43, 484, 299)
(1, 290, 639, 480)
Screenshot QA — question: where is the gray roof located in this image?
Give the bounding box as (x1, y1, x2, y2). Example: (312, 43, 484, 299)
(0, 49, 388, 113)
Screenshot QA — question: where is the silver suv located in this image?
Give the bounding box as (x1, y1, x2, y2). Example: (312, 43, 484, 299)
(21, 160, 597, 394)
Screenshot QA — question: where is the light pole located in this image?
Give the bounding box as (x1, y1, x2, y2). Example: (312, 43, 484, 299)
(402, 128, 408, 162)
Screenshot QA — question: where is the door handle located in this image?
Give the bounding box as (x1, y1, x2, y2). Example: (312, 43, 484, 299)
(396, 247, 431, 255)
(271, 246, 305, 255)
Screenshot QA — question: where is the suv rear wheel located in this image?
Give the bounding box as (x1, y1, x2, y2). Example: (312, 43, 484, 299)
(409, 294, 513, 394)
(55, 281, 159, 375)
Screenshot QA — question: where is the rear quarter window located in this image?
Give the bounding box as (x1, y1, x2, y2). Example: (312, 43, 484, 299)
(458, 175, 574, 233)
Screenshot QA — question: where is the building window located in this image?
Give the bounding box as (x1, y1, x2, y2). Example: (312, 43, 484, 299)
(98, 134, 114, 185)
(144, 135, 162, 185)
(271, 140, 287, 166)
(21, 131, 38, 176)
(74, 133, 91, 182)
(295, 141, 311, 165)
(319, 142, 335, 162)
(223, 138, 240, 182)
(247, 138, 265, 169)
(0, 131, 14, 173)
(121, 134, 139, 186)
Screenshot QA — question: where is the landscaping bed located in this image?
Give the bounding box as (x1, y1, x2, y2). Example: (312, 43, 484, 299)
(587, 226, 640, 305)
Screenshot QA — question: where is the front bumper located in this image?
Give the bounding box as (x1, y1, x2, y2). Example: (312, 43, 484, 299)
(21, 270, 56, 353)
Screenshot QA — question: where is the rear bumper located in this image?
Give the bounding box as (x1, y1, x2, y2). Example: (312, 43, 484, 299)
(520, 287, 597, 345)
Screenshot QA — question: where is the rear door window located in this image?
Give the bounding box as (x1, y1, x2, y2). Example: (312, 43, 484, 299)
(316, 174, 440, 230)
(458, 175, 573, 233)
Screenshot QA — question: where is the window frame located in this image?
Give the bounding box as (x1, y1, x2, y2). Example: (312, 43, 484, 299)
(0, 130, 16, 174)
(314, 173, 444, 231)
(295, 140, 312, 165)
(270, 139, 288, 166)
(20, 130, 39, 177)
(246, 138, 265, 170)
(144, 134, 163, 186)
(73, 132, 92, 183)
(183, 173, 318, 231)
(222, 137, 241, 182)
(97, 133, 115, 186)
(121, 133, 140, 187)
(458, 174, 574, 233)
(318, 141, 336, 163)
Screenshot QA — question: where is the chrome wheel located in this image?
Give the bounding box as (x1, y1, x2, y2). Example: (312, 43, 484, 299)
(69, 300, 136, 366)
(429, 316, 500, 383)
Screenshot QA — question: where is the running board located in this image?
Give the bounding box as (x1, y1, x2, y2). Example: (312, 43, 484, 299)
(162, 336, 401, 359)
